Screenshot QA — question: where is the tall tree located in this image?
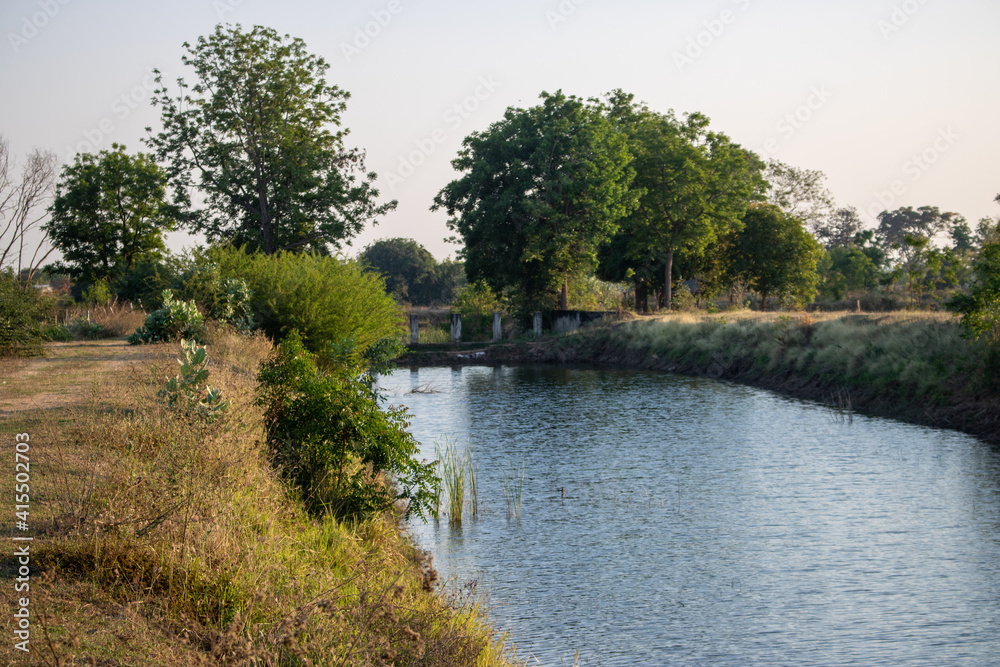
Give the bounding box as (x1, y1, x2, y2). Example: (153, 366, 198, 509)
(359, 237, 463, 305)
(876, 206, 962, 258)
(148, 24, 395, 254)
(814, 206, 865, 249)
(46, 145, 176, 285)
(0, 134, 57, 288)
(433, 91, 636, 310)
(764, 160, 835, 234)
(604, 91, 766, 310)
(725, 203, 823, 310)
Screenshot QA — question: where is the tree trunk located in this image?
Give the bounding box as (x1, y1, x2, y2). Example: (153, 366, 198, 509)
(635, 279, 647, 313)
(664, 249, 674, 311)
(559, 274, 569, 310)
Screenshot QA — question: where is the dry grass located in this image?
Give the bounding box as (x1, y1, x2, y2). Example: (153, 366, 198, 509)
(0, 333, 523, 666)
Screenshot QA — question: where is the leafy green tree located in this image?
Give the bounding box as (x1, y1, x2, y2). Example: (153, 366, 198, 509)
(46, 144, 176, 286)
(0, 270, 46, 356)
(148, 24, 395, 254)
(358, 238, 438, 306)
(603, 91, 766, 310)
(949, 241, 1000, 347)
(725, 204, 823, 310)
(433, 90, 637, 310)
(819, 246, 883, 300)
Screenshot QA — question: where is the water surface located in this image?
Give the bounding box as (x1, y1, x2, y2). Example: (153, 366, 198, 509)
(383, 365, 1000, 666)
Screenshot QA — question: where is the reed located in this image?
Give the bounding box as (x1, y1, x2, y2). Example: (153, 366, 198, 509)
(436, 436, 478, 525)
(501, 458, 525, 520)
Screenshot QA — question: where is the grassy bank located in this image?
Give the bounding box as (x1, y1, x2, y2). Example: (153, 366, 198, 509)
(0, 334, 521, 666)
(414, 311, 1000, 443)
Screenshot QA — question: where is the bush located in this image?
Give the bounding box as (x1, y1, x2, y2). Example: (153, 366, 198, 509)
(128, 290, 206, 344)
(257, 332, 437, 520)
(0, 272, 45, 356)
(214, 247, 404, 354)
(175, 260, 254, 330)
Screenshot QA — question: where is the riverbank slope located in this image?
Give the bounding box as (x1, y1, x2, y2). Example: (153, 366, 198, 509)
(0, 335, 520, 665)
(402, 311, 1000, 444)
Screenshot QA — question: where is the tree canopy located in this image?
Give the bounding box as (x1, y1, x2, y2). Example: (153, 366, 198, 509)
(46, 144, 176, 284)
(433, 90, 637, 310)
(602, 90, 766, 309)
(725, 203, 823, 309)
(148, 24, 395, 255)
(359, 237, 465, 306)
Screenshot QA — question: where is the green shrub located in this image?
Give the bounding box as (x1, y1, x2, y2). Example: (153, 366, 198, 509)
(214, 247, 403, 354)
(175, 261, 254, 330)
(257, 332, 437, 520)
(38, 322, 73, 342)
(67, 317, 107, 340)
(0, 272, 45, 356)
(82, 279, 112, 305)
(127, 290, 206, 345)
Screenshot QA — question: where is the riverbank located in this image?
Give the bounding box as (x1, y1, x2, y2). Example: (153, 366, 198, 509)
(400, 311, 1000, 444)
(0, 335, 520, 665)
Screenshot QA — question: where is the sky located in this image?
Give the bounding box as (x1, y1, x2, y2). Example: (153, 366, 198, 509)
(2, 0, 998, 262)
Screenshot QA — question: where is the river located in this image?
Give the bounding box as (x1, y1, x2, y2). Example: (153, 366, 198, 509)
(382, 365, 1000, 666)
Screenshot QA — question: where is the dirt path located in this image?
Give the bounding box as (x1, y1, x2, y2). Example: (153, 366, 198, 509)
(0, 340, 169, 419)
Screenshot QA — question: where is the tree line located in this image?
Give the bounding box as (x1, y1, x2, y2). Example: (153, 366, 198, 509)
(1, 23, 997, 324)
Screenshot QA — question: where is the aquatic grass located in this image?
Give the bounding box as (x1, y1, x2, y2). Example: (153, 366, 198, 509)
(501, 458, 525, 520)
(436, 436, 478, 525)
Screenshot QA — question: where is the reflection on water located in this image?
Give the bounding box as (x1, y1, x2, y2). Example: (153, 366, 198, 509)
(382, 366, 1000, 666)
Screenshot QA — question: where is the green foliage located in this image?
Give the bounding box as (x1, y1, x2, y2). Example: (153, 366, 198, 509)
(434, 90, 637, 310)
(82, 279, 112, 305)
(0, 272, 45, 356)
(949, 242, 1000, 346)
(602, 90, 766, 311)
(46, 144, 177, 284)
(175, 261, 254, 330)
(725, 204, 824, 310)
(148, 24, 395, 254)
(359, 237, 464, 306)
(159, 339, 228, 420)
(214, 247, 403, 354)
(112, 260, 178, 309)
(128, 290, 207, 345)
(257, 332, 438, 519)
(452, 280, 506, 317)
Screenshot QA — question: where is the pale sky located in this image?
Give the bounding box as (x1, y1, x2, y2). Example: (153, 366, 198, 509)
(2, 0, 997, 261)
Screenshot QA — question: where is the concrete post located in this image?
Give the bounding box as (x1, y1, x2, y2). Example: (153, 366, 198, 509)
(409, 314, 419, 344)
(450, 313, 462, 343)
(533, 311, 543, 337)
(493, 312, 502, 342)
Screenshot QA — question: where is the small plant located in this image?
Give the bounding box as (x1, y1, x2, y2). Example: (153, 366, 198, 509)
(128, 289, 206, 344)
(159, 339, 228, 420)
(435, 436, 477, 525)
(501, 457, 525, 520)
